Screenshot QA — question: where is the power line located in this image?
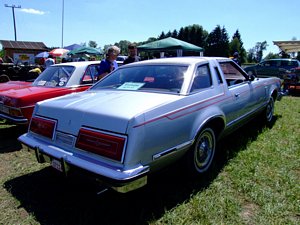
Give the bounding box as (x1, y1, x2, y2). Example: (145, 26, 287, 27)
(4, 4, 21, 41)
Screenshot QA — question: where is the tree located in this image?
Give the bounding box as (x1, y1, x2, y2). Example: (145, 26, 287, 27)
(165, 30, 172, 38)
(255, 41, 268, 62)
(247, 41, 268, 63)
(193, 25, 208, 48)
(229, 30, 246, 64)
(247, 48, 256, 63)
(88, 41, 97, 48)
(158, 32, 166, 40)
(264, 52, 280, 59)
(205, 25, 230, 57)
(115, 40, 131, 55)
(230, 37, 241, 56)
(183, 27, 190, 43)
(171, 29, 178, 38)
(177, 27, 184, 40)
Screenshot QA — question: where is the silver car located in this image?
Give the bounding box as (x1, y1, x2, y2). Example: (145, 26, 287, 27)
(19, 57, 282, 193)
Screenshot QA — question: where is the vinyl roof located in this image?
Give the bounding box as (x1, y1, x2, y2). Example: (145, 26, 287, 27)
(0, 40, 48, 50)
(273, 41, 300, 53)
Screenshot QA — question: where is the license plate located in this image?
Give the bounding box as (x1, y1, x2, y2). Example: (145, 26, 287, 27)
(51, 159, 63, 172)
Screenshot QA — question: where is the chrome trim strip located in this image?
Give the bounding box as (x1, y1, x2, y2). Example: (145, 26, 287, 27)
(153, 140, 193, 160)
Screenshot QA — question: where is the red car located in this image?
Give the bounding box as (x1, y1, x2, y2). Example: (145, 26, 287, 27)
(0, 61, 100, 124)
(0, 80, 32, 91)
(282, 67, 300, 95)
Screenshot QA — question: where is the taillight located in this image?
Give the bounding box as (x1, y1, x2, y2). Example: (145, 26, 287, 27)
(30, 117, 56, 139)
(9, 107, 23, 117)
(75, 128, 126, 161)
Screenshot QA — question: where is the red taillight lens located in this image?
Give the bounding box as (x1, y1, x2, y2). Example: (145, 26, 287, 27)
(9, 108, 23, 117)
(30, 117, 56, 139)
(75, 128, 126, 161)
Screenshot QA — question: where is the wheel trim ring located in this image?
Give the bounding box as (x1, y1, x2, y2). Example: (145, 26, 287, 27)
(194, 130, 215, 172)
(266, 99, 274, 122)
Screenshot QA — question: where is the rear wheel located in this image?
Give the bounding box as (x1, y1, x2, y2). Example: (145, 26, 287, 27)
(264, 96, 274, 124)
(188, 127, 216, 175)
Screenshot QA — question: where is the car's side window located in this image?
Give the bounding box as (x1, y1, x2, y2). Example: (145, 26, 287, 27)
(190, 64, 212, 93)
(81, 65, 98, 84)
(214, 66, 223, 84)
(219, 62, 246, 87)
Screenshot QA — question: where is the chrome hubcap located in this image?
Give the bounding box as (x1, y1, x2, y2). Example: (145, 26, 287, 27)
(194, 130, 214, 171)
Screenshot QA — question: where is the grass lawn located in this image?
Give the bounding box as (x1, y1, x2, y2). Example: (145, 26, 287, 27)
(0, 96, 299, 225)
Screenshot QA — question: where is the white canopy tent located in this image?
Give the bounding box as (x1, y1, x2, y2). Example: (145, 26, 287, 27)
(273, 40, 300, 53)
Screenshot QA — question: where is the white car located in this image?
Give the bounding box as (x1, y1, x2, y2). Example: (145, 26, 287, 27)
(116, 55, 127, 66)
(19, 57, 282, 193)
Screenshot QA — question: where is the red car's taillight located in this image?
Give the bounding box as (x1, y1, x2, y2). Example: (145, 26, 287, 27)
(9, 107, 23, 117)
(75, 128, 126, 161)
(30, 117, 56, 139)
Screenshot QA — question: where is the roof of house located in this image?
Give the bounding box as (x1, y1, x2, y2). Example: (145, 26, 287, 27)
(0, 40, 48, 50)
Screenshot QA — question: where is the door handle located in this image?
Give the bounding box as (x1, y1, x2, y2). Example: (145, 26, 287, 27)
(235, 93, 240, 97)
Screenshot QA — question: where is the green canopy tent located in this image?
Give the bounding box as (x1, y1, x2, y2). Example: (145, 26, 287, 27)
(137, 37, 203, 57)
(67, 46, 102, 56)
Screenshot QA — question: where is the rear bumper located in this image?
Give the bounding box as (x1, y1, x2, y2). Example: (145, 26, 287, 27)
(18, 133, 149, 193)
(0, 112, 28, 124)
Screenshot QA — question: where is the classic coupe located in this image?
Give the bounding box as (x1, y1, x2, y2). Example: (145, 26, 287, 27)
(19, 57, 282, 193)
(0, 61, 100, 124)
(0, 80, 32, 91)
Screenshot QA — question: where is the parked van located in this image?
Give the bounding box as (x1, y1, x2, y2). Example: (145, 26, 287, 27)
(244, 59, 300, 78)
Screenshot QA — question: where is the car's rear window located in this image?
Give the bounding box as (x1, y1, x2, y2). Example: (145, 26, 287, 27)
(33, 66, 75, 87)
(91, 65, 188, 93)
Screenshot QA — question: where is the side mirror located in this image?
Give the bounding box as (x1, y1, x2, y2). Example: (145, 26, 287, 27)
(248, 74, 256, 81)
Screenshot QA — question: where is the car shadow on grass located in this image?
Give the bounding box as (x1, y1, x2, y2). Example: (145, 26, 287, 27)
(0, 125, 27, 153)
(3, 116, 279, 225)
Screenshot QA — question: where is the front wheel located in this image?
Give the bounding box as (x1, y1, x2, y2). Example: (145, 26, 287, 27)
(188, 127, 216, 175)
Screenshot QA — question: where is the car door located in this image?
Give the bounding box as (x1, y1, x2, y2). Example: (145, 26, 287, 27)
(219, 61, 257, 125)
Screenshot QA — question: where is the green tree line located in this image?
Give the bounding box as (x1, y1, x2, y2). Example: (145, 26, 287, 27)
(75, 24, 299, 63)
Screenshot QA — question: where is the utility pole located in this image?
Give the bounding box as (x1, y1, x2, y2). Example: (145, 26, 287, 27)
(61, 0, 64, 48)
(5, 4, 21, 41)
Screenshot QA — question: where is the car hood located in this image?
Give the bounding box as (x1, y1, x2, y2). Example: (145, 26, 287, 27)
(35, 90, 182, 134)
(0, 86, 73, 107)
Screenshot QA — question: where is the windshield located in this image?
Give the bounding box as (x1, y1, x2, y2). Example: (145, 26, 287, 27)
(91, 65, 188, 93)
(32, 66, 75, 87)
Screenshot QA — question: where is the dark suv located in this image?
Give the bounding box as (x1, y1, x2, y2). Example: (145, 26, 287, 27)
(244, 59, 300, 78)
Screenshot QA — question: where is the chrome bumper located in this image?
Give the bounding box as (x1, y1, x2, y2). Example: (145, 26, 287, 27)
(18, 133, 149, 193)
(0, 113, 28, 124)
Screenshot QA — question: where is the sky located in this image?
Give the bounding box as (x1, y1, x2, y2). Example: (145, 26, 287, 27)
(0, 0, 299, 56)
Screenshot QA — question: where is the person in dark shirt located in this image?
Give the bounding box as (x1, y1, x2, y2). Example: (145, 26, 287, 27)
(232, 52, 241, 66)
(123, 43, 140, 65)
